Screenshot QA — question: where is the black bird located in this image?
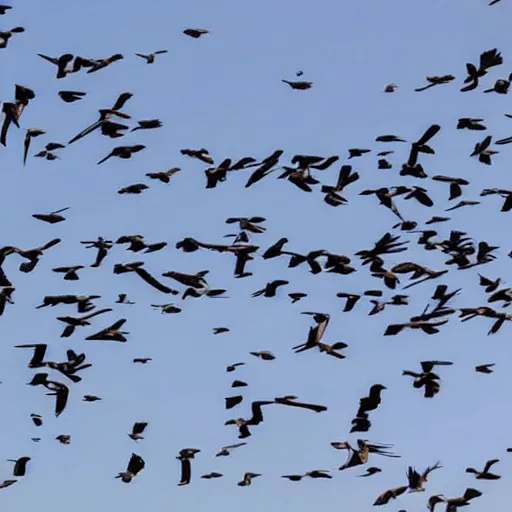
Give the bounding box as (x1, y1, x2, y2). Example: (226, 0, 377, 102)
(252, 280, 289, 297)
(457, 118, 486, 131)
(32, 207, 70, 224)
(116, 453, 145, 483)
(282, 80, 313, 90)
(97, 144, 145, 165)
(37, 53, 74, 78)
(8, 457, 30, 477)
(128, 422, 148, 441)
(177, 448, 200, 486)
(68, 92, 132, 144)
(415, 75, 455, 92)
(237, 472, 261, 486)
(225, 400, 274, 438)
(115, 262, 179, 294)
(432, 175, 469, 200)
(23, 128, 46, 165)
(461, 48, 503, 92)
(57, 308, 113, 338)
(86, 319, 129, 342)
(131, 119, 162, 132)
(16, 344, 48, 368)
(58, 90, 86, 103)
(466, 459, 501, 480)
(475, 363, 495, 374)
(81, 237, 113, 267)
(183, 28, 211, 38)
(357, 385, 386, 417)
(146, 168, 181, 183)
(87, 53, 124, 73)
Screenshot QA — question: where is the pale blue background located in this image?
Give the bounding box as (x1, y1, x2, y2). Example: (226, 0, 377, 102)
(1, 0, 512, 510)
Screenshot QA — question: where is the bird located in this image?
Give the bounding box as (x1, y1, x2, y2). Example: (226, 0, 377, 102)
(406, 463, 442, 491)
(86, 319, 128, 342)
(252, 280, 289, 297)
(282, 79, 313, 90)
(359, 467, 382, 477)
(146, 168, 181, 183)
(135, 50, 168, 63)
(128, 422, 148, 441)
(23, 128, 45, 165)
(215, 442, 247, 457)
(58, 90, 86, 103)
(249, 351, 276, 361)
(32, 207, 70, 224)
(475, 363, 495, 374)
(133, 358, 152, 364)
(373, 485, 408, 505)
(177, 448, 200, 486)
(402, 360, 453, 398)
(237, 472, 261, 486)
(183, 28, 211, 38)
(97, 144, 145, 165)
(466, 459, 501, 479)
(116, 453, 145, 483)
(8, 457, 30, 477)
(37, 53, 74, 78)
(52, 265, 85, 281)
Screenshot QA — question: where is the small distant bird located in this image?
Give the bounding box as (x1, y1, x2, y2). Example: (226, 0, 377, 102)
(58, 90, 86, 103)
(56, 434, 71, 444)
(289, 292, 307, 303)
(359, 467, 382, 477)
(133, 358, 152, 364)
(226, 362, 245, 372)
(215, 442, 247, 457)
(23, 128, 46, 165)
(249, 351, 275, 361)
(282, 80, 313, 90)
(32, 207, 70, 224)
(0, 480, 16, 489)
(118, 183, 149, 195)
(30, 413, 43, 426)
(116, 294, 135, 305)
(213, 327, 229, 335)
(146, 168, 181, 184)
(475, 363, 495, 374)
(97, 144, 145, 165)
(83, 395, 101, 402)
(201, 472, 223, 479)
(131, 119, 162, 132)
(135, 50, 168, 63)
(383, 83, 398, 93)
(183, 28, 211, 38)
(237, 472, 261, 486)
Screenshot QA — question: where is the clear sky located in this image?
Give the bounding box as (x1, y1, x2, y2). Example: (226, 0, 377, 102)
(1, 0, 512, 510)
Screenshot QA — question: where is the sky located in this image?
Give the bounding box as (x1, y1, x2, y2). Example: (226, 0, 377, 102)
(1, 0, 512, 510)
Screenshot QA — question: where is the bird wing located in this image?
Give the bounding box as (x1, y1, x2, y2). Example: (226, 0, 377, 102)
(483, 459, 499, 473)
(178, 458, 191, 485)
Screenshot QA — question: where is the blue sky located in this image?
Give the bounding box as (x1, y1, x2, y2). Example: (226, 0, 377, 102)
(1, 0, 512, 510)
